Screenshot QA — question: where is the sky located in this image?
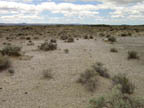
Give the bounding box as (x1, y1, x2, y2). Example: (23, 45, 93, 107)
(0, 0, 144, 25)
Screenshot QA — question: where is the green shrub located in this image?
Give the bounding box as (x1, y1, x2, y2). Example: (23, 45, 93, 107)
(0, 45, 21, 56)
(128, 51, 139, 60)
(112, 73, 135, 94)
(92, 62, 110, 78)
(89, 87, 144, 108)
(39, 41, 57, 51)
(0, 55, 10, 71)
(77, 68, 98, 92)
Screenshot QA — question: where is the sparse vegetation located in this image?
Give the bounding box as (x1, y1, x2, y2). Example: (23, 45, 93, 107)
(92, 62, 110, 78)
(0, 45, 21, 56)
(64, 49, 69, 54)
(112, 73, 135, 94)
(77, 68, 98, 92)
(8, 68, 15, 74)
(50, 39, 57, 43)
(66, 37, 74, 43)
(60, 35, 68, 40)
(128, 51, 139, 60)
(89, 87, 144, 108)
(108, 36, 117, 43)
(89, 36, 93, 39)
(110, 48, 118, 53)
(43, 69, 53, 79)
(38, 41, 57, 51)
(0, 55, 10, 71)
(84, 35, 88, 39)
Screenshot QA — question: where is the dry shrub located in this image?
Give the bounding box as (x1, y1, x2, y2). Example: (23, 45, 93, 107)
(43, 69, 53, 79)
(92, 62, 110, 78)
(77, 68, 98, 92)
(8, 68, 15, 75)
(39, 41, 57, 51)
(108, 36, 117, 43)
(89, 36, 94, 39)
(0, 55, 10, 71)
(66, 37, 74, 43)
(112, 73, 135, 94)
(60, 35, 68, 40)
(0, 45, 21, 56)
(110, 48, 118, 53)
(84, 35, 89, 39)
(99, 33, 105, 37)
(64, 49, 69, 54)
(128, 51, 139, 60)
(50, 39, 57, 43)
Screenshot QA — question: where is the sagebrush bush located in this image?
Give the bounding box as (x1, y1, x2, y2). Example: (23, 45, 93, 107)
(39, 41, 57, 51)
(89, 87, 144, 108)
(0, 55, 10, 71)
(112, 73, 135, 94)
(128, 51, 139, 60)
(77, 68, 98, 92)
(0, 45, 21, 56)
(92, 62, 110, 78)
(110, 48, 118, 53)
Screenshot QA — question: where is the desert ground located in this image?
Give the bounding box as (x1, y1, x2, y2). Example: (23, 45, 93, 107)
(0, 25, 144, 108)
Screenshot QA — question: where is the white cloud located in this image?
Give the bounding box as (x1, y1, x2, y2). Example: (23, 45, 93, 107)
(64, 0, 144, 4)
(0, 0, 144, 24)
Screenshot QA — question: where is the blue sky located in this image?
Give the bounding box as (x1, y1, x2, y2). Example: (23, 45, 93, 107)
(0, 0, 144, 24)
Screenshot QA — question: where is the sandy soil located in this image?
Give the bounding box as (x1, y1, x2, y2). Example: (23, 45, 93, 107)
(0, 37, 144, 108)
